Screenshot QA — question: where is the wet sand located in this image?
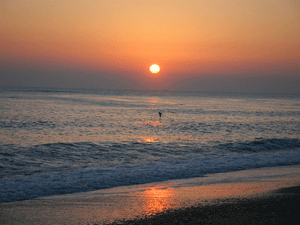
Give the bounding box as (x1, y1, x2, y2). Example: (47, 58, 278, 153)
(1, 165, 300, 225)
(105, 187, 300, 225)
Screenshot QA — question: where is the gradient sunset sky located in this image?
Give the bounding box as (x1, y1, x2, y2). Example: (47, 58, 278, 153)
(1, 0, 299, 93)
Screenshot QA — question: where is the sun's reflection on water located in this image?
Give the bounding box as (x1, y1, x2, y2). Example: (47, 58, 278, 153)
(148, 100, 158, 105)
(144, 120, 164, 127)
(137, 137, 159, 143)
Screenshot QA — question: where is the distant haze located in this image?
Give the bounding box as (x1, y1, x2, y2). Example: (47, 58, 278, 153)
(1, 0, 299, 93)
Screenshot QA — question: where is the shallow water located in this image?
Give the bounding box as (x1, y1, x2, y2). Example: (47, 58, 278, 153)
(1, 87, 300, 202)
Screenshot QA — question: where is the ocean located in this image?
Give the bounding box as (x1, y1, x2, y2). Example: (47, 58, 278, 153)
(1, 87, 300, 203)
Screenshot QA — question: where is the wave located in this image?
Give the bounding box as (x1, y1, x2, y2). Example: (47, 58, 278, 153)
(1, 138, 300, 179)
(219, 138, 300, 153)
(1, 139, 300, 203)
(0, 120, 56, 129)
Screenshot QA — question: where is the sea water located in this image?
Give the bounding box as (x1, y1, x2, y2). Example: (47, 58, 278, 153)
(0, 87, 300, 203)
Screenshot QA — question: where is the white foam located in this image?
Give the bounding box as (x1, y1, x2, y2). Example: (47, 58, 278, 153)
(1, 149, 300, 203)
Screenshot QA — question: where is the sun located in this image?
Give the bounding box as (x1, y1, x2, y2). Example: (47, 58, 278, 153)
(150, 64, 160, 74)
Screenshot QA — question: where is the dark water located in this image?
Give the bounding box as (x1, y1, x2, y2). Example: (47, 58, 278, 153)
(1, 87, 300, 203)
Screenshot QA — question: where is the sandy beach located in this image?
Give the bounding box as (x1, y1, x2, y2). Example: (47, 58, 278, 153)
(1, 165, 300, 225)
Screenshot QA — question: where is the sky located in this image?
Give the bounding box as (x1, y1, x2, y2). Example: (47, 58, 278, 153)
(1, 0, 300, 93)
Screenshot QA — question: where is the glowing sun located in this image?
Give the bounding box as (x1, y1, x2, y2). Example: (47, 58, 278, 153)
(150, 64, 160, 74)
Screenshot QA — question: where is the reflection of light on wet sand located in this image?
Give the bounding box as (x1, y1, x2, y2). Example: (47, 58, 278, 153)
(173, 183, 280, 205)
(137, 137, 159, 143)
(144, 120, 164, 127)
(141, 186, 174, 215)
(129, 174, 299, 218)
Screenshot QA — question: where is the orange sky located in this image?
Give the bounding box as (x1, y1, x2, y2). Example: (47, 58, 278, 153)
(1, 0, 300, 92)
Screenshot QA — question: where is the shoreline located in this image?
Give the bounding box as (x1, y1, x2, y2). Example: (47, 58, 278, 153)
(1, 165, 300, 225)
(105, 187, 300, 225)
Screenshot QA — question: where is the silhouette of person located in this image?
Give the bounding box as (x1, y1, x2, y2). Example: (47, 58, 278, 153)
(158, 112, 162, 118)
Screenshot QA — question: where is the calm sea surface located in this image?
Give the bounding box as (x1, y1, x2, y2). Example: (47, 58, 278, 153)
(1, 87, 300, 203)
